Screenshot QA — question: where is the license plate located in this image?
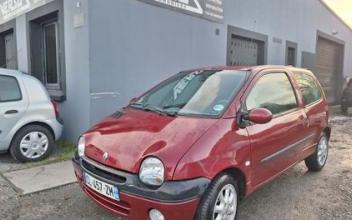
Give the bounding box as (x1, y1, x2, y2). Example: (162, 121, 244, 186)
(84, 172, 120, 201)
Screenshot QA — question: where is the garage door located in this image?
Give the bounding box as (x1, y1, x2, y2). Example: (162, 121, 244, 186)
(228, 36, 264, 66)
(316, 37, 343, 103)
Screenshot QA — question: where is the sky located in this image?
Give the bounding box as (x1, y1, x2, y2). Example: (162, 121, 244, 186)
(323, 0, 352, 28)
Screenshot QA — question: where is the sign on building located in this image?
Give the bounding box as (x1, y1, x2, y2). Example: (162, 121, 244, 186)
(138, 0, 224, 22)
(0, 0, 54, 25)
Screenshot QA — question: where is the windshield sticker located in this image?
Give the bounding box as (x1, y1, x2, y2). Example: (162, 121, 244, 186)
(173, 72, 198, 100)
(213, 104, 224, 112)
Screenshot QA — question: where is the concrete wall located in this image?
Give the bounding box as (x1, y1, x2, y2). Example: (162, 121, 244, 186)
(15, 15, 29, 73)
(12, 0, 91, 142)
(86, 0, 352, 131)
(60, 0, 90, 141)
(88, 0, 226, 125)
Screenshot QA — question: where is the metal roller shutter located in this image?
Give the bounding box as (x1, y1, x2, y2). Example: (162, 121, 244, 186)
(316, 37, 343, 103)
(228, 36, 264, 66)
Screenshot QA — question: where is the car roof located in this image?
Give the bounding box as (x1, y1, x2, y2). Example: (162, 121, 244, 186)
(0, 68, 23, 77)
(183, 65, 311, 74)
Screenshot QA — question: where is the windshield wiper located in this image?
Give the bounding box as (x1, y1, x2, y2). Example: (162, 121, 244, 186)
(130, 102, 177, 116)
(143, 104, 177, 117)
(129, 102, 143, 108)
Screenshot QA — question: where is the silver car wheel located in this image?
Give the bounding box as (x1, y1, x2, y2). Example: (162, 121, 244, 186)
(317, 136, 328, 166)
(19, 132, 49, 159)
(213, 184, 237, 220)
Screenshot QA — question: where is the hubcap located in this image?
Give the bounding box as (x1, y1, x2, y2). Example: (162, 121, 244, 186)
(317, 136, 328, 166)
(20, 132, 49, 159)
(213, 184, 237, 220)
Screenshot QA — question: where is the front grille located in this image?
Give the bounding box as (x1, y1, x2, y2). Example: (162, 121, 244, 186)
(82, 159, 127, 184)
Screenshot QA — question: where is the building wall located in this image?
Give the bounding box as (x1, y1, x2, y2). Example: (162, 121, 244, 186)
(16, 15, 29, 73)
(223, 0, 352, 74)
(11, 0, 91, 141)
(60, 0, 90, 141)
(87, 0, 352, 131)
(5, 0, 351, 142)
(88, 0, 227, 125)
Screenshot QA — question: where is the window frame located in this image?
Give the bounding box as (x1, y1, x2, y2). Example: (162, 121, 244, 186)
(286, 47, 296, 66)
(244, 71, 300, 118)
(0, 20, 18, 70)
(0, 74, 22, 103)
(27, 0, 66, 102)
(293, 71, 324, 107)
(285, 41, 298, 66)
(42, 19, 60, 90)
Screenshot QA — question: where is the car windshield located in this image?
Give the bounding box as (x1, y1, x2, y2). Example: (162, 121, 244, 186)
(130, 70, 249, 117)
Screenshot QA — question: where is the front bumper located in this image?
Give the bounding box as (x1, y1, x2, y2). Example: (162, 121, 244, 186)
(72, 154, 210, 220)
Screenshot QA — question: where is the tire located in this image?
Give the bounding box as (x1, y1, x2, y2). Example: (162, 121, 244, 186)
(305, 134, 329, 172)
(195, 174, 239, 220)
(10, 125, 54, 162)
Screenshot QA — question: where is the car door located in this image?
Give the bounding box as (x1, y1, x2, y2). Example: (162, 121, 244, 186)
(0, 74, 27, 148)
(243, 71, 309, 187)
(292, 71, 328, 160)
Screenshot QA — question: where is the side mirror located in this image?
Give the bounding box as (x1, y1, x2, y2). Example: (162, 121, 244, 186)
(248, 108, 273, 124)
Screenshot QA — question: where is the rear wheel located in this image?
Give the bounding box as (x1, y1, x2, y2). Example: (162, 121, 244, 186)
(10, 125, 54, 162)
(305, 135, 329, 172)
(195, 174, 239, 220)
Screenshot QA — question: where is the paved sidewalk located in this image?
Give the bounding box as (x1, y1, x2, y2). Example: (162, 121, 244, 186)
(2, 160, 76, 195)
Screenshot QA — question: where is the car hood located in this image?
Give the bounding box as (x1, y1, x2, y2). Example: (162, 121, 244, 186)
(84, 108, 217, 179)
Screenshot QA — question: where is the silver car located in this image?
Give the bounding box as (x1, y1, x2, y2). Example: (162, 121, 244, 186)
(0, 69, 63, 162)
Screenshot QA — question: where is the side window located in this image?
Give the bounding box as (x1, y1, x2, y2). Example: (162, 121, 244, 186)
(246, 73, 298, 115)
(0, 75, 21, 102)
(294, 72, 322, 105)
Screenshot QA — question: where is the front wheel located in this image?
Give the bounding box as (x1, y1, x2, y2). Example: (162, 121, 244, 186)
(195, 174, 239, 220)
(305, 135, 329, 172)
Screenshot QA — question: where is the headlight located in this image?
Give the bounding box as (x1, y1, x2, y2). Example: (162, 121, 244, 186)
(77, 136, 85, 157)
(139, 157, 165, 186)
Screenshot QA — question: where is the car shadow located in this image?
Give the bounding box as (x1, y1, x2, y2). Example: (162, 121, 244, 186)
(0, 153, 26, 173)
(0, 142, 70, 174)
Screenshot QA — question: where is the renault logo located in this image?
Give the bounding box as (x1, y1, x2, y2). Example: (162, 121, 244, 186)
(103, 152, 109, 161)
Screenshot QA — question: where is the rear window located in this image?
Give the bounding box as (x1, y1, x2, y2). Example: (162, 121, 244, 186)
(0, 75, 22, 102)
(293, 72, 322, 105)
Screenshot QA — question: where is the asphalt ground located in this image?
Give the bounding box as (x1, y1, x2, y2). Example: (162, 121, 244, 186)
(1, 114, 351, 220)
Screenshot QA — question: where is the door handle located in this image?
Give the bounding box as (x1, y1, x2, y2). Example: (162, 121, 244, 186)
(299, 115, 310, 127)
(4, 110, 18, 115)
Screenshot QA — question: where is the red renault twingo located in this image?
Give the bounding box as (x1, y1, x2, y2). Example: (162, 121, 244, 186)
(72, 65, 330, 220)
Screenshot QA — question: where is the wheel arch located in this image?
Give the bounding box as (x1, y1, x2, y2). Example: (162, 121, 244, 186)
(215, 166, 247, 200)
(12, 121, 56, 142)
(323, 127, 331, 140)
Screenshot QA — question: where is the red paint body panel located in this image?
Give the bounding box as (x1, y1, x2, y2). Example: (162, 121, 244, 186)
(173, 119, 251, 181)
(75, 65, 330, 219)
(84, 108, 217, 180)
